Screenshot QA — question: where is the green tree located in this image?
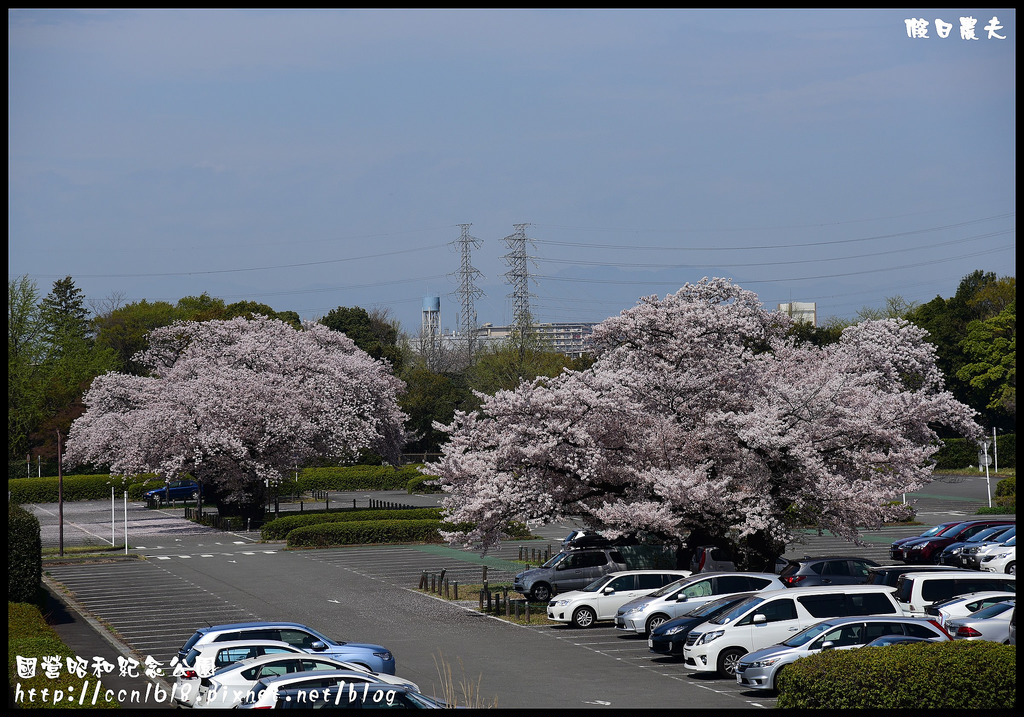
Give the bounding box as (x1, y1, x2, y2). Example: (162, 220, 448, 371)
(93, 299, 179, 374)
(8, 276, 45, 463)
(957, 300, 1015, 417)
(465, 332, 576, 411)
(398, 366, 471, 454)
(319, 306, 403, 370)
(176, 293, 227, 321)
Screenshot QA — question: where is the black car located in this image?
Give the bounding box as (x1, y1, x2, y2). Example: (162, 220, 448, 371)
(647, 593, 753, 657)
(779, 556, 880, 587)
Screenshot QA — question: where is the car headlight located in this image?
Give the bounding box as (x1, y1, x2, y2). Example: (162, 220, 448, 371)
(993, 551, 1011, 559)
(696, 630, 724, 645)
(373, 651, 393, 662)
(664, 625, 687, 636)
(556, 599, 572, 606)
(624, 606, 643, 615)
(747, 657, 782, 668)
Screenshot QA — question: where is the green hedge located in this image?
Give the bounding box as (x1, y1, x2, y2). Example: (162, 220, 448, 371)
(776, 640, 1015, 709)
(406, 473, 443, 494)
(995, 475, 1015, 510)
(933, 435, 1016, 470)
(293, 465, 425, 491)
(8, 602, 120, 709)
(7, 474, 159, 504)
(286, 519, 445, 548)
(8, 504, 41, 604)
(261, 508, 443, 540)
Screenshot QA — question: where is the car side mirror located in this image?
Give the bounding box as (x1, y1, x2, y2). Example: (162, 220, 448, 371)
(820, 641, 835, 651)
(602, 586, 615, 595)
(676, 595, 689, 602)
(752, 613, 767, 624)
(309, 641, 327, 652)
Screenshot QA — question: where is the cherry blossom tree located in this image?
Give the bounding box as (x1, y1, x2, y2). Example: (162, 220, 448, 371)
(430, 278, 981, 569)
(65, 316, 407, 517)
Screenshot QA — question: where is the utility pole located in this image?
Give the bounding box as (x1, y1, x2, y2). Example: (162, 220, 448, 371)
(453, 224, 484, 364)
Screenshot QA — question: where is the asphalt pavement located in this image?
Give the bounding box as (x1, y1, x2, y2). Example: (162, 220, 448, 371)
(20, 471, 1013, 710)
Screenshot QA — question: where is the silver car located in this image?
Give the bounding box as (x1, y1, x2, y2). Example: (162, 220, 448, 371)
(735, 616, 951, 692)
(944, 599, 1016, 642)
(614, 572, 785, 635)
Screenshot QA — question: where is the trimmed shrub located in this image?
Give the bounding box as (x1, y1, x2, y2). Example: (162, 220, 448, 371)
(776, 640, 1015, 710)
(286, 519, 445, 548)
(261, 508, 443, 540)
(7, 474, 158, 503)
(8, 601, 119, 709)
(995, 475, 1015, 510)
(932, 438, 979, 470)
(294, 465, 424, 492)
(406, 473, 443, 494)
(8, 504, 41, 604)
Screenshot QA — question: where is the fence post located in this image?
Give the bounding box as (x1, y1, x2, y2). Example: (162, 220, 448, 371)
(444, 578, 449, 599)
(431, 573, 436, 592)
(504, 587, 510, 617)
(525, 601, 530, 623)
(352, 499, 356, 509)
(438, 569, 446, 595)
(453, 581, 458, 600)
(419, 571, 426, 589)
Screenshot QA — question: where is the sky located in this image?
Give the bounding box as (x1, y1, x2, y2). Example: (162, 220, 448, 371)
(8, 9, 1016, 336)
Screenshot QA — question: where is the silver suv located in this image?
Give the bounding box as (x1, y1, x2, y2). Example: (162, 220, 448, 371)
(513, 548, 628, 602)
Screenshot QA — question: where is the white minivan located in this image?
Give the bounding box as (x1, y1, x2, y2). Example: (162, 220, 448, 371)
(682, 585, 903, 679)
(894, 570, 1015, 615)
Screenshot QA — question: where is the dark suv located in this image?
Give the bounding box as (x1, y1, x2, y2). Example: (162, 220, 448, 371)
(901, 520, 1016, 565)
(779, 557, 880, 587)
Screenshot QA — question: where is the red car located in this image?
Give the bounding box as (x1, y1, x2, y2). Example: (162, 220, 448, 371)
(890, 521, 967, 562)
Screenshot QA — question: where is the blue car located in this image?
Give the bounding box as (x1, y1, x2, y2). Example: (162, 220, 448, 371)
(144, 479, 201, 502)
(177, 622, 396, 675)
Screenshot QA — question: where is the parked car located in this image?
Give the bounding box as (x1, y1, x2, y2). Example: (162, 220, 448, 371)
(778, 557, 880, 587)
(648, 593, 755, 657)
(890, 521, 968, 562)
(255, 683, 447, 710)
(959, 527, 1016, 570)
(615, 572, 787, 636)
(234, 669, 423, 710)
(980, 540, 1015, 575)
(682, 585, 904, 678)
(1009, 605, 1016, 646)
(944, 599, 1015, 643)
(894, 570, 1016, 615)
(560, 530, 614, 550)
(513, 547, 628, 603)
(735, 615, 951, 692)
(194, 654, 415, 709)
(144, 479, 201, 502)
(176, 622, 396, 675)
(861, 635, 934, 648)
(938, 525, 1015, 567)
(902, 520, 1016, 565)
(174, 640, 306, 707)
(547, 569, 691, 627)
(863, 564, 966, 588)
(924, 590, 1018, 625)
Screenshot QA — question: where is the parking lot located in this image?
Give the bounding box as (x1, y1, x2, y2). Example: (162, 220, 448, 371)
(30, 474, 1006, 709)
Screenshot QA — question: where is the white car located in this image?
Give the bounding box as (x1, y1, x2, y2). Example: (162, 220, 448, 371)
(547, 570, 691, 627)
(971, 535, 1016, 571)
(980, 544, 1016, 575)
(945, 599, 1016, 642)
(926, 591, 1018, 626)
(235, 669, 422, 709)
(174, 640, 305, 707)
(195, 652, 412, 709)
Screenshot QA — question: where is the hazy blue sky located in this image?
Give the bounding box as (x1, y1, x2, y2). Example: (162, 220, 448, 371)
(9, 9, 1016, 335)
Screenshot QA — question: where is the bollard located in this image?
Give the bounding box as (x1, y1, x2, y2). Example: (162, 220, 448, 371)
(431, 574, 436, 592)
(352, 499, 356, 509)
(504, 588, 510, 617)
(419, 571, 427, 590)
(485, 587, 491, 612)
(453, 581, 458, 600)
(444, 578, 449, 598)
(525, 601, 530, 623)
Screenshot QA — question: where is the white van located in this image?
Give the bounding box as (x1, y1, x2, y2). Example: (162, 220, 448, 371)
(895, 570, 1016, 616)
(682, 585, 902, 679)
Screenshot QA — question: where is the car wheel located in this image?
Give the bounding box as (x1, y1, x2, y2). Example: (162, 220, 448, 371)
(771, 665, 787, 693)
(717, 647, 746, 679)
(530, 583, 551, 603)
(646, 614, 669, 635)
(572, 606, 597, 629)
(1007, 562, 1015, 575)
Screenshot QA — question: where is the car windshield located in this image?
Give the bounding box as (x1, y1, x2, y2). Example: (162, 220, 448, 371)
(711, 596, 763, 625)
(542, 552, 569, 569)
(782, 621, 836, 647)
(921, 524, 954, 538)
(971, 601, 1014, 619)
(965, 527, 1009, 544)
(581, 575, 614, 592)
(1002, 535, 1016, 546)
(648, 577, 689, 598)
